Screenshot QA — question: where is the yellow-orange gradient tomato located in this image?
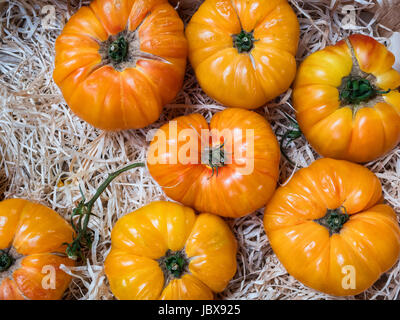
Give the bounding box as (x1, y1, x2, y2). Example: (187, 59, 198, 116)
(186, 0, 299, 109)
(147, 108, 280, 218)
(54, 0, 187, 130)
(264, 158, 400, 296)
(0, 199, 75, 300)
(104, 201, 237, 300)
(293, 34, 400, 163)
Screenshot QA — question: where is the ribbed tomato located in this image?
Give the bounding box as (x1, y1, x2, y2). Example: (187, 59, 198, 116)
(293, 34, 400, 163)
(186, 0, 299, 109)
(54, 0, 187, 130)
(147, 108, 280, 218)
(264, 158, 400, 296)
(0, 199, 75, 300)
(104, 201, 237, 300)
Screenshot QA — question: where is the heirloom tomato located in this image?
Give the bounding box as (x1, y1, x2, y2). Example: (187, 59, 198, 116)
(147, 108, 280, 218)
(104, 201, 237, 300)
(186, 0, 299, 109)
(264, 158, 400, 296)
(293, 34, 400, 163)
(54, 0, 187, 130)
(0, 199, 75, 300)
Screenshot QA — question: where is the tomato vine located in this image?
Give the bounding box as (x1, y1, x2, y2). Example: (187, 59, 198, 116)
(65, 162, 145, 260)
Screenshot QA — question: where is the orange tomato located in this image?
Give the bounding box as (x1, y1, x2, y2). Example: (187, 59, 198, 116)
(0, 199, 75, 300)
(54, 0, 187, 130)
(264, 158, 400, 296)
(186, 0, 299, 109)
(147, 108, 281, 218)
(293, 34, 400, 163)
(104, 201, 237, 300)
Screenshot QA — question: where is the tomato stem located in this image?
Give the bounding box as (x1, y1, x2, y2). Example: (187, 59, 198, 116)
(278, 111, 302, 166)
(162, 250, 188, 278)
(233, 30, 256, 53)
(339, 76, 391, 105)
(201, 142, 226, 178)
(314, 206, 349, 235)
(65, 162, 145, 260)
(109, 36, 129, 63)
(0, 250, 13, 272)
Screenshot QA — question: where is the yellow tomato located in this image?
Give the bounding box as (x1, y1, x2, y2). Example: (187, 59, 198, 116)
(264, 158, 400, 296)
(0, 199, 75, 300)
(186, 0, 299, 109)
(147, 108, 281, 218)
(293, 34, 400, 163)
(104, 201, 237, 300)
(54, 0, 187, 130)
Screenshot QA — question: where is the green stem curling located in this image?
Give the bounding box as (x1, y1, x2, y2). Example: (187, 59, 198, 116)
(109, 36, 129, 63)
(279, 111, 302, 166)
(65, 162, 145, 260)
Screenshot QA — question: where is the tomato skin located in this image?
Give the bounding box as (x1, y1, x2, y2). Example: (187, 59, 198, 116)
(104, 201, 237, 300)
(293, 34, 400, 163)
(0, 199, 75, 300)
(264, 158, 400, 296)
(54, 0, 187, 130)
(186, 0, 299, 109)
(147, 108, 281, 218)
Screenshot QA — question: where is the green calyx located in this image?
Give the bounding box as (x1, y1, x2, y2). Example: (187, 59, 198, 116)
(233, 30, 256, 53)
(339, 77, 391, 105)
(0, 250, 13, 272)
(108, 36, 129, 63)
(314, 206, 349, 235)
(164, 251, 187, 278)
(202, 142, 226, 178)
